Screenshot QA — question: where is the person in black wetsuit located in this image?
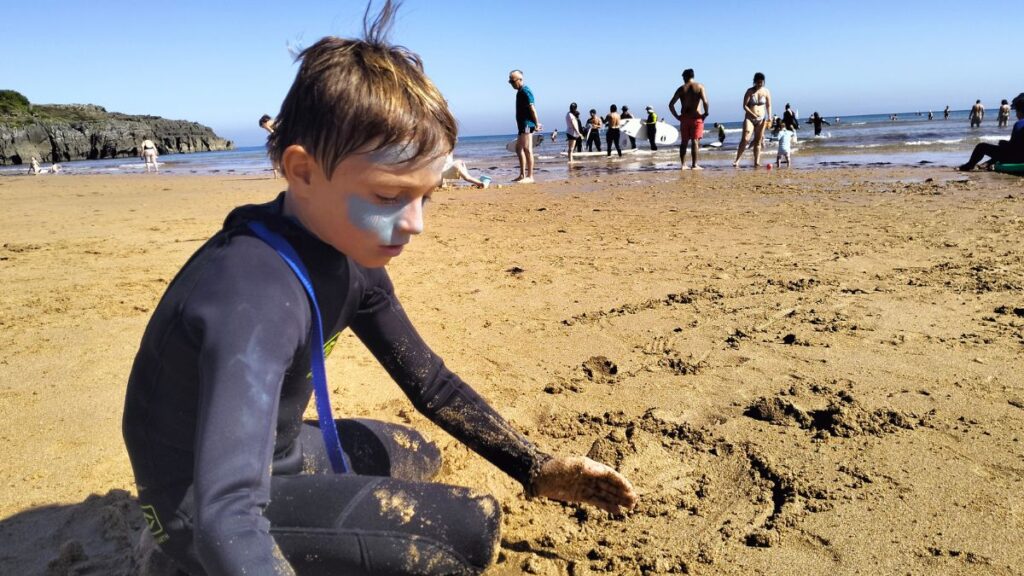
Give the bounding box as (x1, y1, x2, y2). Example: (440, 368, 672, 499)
(808, 111, 830, 136)
(959, 92, 1024, 171)
(121, 3, 638, 576)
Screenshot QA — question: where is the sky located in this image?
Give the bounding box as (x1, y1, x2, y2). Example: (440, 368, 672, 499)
(2, 0, 1018, 146)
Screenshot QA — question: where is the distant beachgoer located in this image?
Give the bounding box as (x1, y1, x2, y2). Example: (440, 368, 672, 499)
(969, 100, 984, 127)
(959, 93, 1024, 171)
(808, 112, 830, 136)
(572, 109, 583, 153)
(644, 106, 658, 151)
(550, 128, 558, 143)
(782, 103, 799, 132)
(835, 117, 841, 124)
(585, 109, 603, 152)
(714, 122, 726, 145)
(50, 163, 62, 174)
(944, 106, 950, 120)
(604, 104, 622, 157)
(998, 99, 1011, 128)
(620, 105, 637, 149)
(771, 117, 782, 140)
(509, 69, 541, 183)
(29, 156, 40, 175)
(669, 68, 709, 170)
(776, 118, 796, 169)
(565, 102, 583, 162)
(259, 114, 281, 178)
(928, 110, 934, 120)
(733, 72, 771, 168)
(140, 139, 159, 173)
(441, 153, 490, 188)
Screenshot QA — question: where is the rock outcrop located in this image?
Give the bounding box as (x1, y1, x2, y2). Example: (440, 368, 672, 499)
(0, 98, 232, 165)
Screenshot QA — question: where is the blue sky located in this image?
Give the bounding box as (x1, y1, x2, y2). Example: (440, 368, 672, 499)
(2, 0, 1018, 146)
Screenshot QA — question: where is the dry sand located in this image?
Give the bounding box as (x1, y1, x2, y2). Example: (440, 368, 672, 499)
(1, 168, 1022, 575)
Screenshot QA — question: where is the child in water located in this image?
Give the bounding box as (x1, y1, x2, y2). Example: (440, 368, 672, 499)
(121, 2, 636, 575)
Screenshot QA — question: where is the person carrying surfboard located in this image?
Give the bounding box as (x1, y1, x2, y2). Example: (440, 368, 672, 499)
(959, 92, 1024, 171)
(644, 106, 659, 150)
(669, 68, 709, 170)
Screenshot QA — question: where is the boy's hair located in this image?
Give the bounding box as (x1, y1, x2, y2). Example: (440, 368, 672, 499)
(268, 0, 457, 178)
(753, 72, 765, 83)
(1013, 93, 1024, 112)
(258, 114, 272, 126)
(682, 68, 694, 81)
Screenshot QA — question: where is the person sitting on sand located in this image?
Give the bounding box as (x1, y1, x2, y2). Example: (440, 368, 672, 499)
(121, 3, 637, 575)
(959, 93, 1024, 171)
(441, 152, 490, 188)
(140, 139, 159, 173)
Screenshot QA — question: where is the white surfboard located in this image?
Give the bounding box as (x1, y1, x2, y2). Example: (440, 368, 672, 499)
(619, 118, 643, 138)
(505, 133, 545, 153)
(633, 121, 680, 146)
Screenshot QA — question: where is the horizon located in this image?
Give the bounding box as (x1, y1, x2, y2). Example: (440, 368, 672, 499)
(2, 0, 1018, 147)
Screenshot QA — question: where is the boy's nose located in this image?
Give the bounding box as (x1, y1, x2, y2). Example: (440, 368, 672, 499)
(397, 199, 424, 236)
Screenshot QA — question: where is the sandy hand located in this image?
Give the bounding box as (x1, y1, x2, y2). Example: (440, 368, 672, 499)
(531, 456, 637, 514)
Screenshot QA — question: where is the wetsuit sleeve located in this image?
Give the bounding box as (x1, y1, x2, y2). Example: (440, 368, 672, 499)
(185, 238, 306, 576)
(350, 268, 550, 490)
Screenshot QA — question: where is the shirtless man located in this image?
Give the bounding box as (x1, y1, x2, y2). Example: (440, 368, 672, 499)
(669, 68, 709, 170)
(970, 99, 984, 128)
(604, 104, 622, 157)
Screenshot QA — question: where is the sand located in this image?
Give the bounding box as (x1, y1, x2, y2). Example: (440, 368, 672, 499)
(1, 168, 1022, 575)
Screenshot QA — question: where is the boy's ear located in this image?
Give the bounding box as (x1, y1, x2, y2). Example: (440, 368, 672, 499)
(282, 145, 315, 193)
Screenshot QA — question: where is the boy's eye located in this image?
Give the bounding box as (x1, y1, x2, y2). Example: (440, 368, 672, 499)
(374, 194, 401, 205)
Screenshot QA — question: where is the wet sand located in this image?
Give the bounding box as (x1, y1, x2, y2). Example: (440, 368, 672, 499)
(1, 168, 1023, 575)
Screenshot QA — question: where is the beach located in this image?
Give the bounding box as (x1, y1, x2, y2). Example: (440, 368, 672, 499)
(1, 168, 1023, 575)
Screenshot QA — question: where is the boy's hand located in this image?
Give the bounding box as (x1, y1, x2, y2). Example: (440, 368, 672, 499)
(531, 456, 637, 514)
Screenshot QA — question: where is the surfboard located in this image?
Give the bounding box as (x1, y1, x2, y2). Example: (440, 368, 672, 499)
(505, 133, 545, 153)
(704, 141, 723, 149)
(619, 118, 643, 138)
(633, 121, 680, 146)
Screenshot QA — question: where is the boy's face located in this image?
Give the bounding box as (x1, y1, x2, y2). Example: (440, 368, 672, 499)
(284, 146, 445, 268)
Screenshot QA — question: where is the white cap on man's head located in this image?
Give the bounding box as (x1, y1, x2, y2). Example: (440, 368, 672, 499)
(645, 105, 653, 111)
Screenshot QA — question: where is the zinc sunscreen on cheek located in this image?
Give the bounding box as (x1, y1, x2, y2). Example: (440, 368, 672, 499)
(346, 195, 415, 246)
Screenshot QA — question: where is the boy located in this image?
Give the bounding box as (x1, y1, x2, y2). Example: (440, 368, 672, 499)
(122, 2, 636, 575)
(776, 119, 795, 169)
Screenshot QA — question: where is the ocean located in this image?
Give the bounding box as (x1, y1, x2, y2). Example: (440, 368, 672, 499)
(1, 109, 1014, 180)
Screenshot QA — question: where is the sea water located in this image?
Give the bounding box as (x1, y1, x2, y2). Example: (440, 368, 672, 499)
(1, 109, 1014, 179)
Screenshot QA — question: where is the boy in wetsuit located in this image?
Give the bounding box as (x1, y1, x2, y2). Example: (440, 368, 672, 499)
(121, 3, 637, 575)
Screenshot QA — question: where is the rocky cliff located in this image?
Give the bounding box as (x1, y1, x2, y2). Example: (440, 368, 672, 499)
(0, 92, 232, 165)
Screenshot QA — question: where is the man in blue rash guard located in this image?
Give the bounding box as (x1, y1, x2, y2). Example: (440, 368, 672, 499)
(121, 3, 637, 575)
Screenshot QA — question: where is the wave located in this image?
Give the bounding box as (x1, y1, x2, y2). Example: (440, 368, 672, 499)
(905, 139, 962, 146)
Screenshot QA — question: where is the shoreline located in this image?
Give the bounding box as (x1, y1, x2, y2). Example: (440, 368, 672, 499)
(1, 167, 1023, 574)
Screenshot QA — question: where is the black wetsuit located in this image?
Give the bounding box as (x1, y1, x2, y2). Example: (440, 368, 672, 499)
(122, 193, 549, 576)
(961, 118, 1024, 170)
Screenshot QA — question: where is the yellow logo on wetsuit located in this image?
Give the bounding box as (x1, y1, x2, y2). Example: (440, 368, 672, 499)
(306, 331, 341, 380)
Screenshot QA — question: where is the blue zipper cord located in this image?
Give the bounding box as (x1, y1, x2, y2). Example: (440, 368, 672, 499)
(247, 221, 351, 474)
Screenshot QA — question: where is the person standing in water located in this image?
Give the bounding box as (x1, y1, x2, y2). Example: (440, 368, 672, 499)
(509, 69, 541, 183)
(620, 105, 637, 149)
(808, 112, 830, 136)
(585, 108, 603, 152)
(565, 102, 583, 162)
(643, 106, 659, 151)
(998, 99, 1011, 128)
(604, 104, 622, 157)
(969, 99, 985, 127)
(733, 72, 771, 168)
(668, 68, 709, 170)
(140, 138, 159, 173)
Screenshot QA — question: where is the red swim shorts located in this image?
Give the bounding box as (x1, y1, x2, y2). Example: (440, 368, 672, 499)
(680, 115, 704, 140)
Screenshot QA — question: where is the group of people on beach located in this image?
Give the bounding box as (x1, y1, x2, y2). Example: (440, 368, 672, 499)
(511, 68, 844, 177)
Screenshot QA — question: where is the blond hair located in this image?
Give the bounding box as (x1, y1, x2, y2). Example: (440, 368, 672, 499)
(268, 0, 456, 178)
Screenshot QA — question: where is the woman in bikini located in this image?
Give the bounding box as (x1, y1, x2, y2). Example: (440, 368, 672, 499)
(733, 72, 772, 168)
